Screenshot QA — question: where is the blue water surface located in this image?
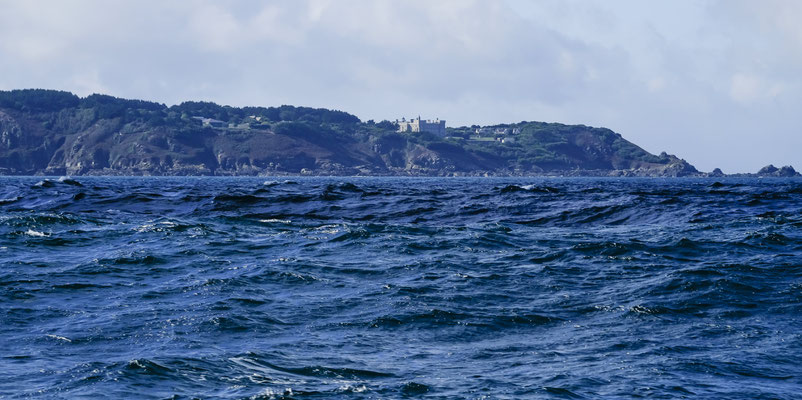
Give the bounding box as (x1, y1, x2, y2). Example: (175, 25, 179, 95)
(1, 176, 801, 399)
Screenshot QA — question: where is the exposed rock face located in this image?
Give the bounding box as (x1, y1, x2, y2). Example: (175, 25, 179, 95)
(646, 157, 698, 177)
(756, 165, 800, 177)
(776, 166, 800, 177)
(757, 165, 779, 175)
(0, 89, 702, 177)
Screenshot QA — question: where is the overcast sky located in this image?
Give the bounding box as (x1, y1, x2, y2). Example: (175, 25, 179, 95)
(1, 0, 800, 172)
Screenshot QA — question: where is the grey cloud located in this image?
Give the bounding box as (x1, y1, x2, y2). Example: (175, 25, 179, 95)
(0, 0, 799, 171)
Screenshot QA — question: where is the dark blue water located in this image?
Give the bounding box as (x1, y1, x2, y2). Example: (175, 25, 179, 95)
(1, 177, 801, 399)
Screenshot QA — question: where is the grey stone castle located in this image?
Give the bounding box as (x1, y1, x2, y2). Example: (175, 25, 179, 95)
(396, 116, 446, 137)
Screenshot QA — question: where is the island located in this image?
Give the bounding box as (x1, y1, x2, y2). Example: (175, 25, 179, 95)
(0, 89, 796, 177)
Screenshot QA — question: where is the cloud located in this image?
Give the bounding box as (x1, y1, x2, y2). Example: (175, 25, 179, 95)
(0, 0, 800, 172)
(69, 69, 108, 95)
(729, 73, 785, 104)
(186, 4, 243, 52)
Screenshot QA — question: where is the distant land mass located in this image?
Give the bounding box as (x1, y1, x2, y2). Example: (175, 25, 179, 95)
(0, 89, 797, 177)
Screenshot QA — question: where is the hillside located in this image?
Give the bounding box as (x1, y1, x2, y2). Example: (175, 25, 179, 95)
(0, 89, 698, 176)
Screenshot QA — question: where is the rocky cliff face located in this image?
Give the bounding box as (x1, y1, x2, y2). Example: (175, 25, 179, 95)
(755, 165, 801, 177)
(0, 89, 700, 177)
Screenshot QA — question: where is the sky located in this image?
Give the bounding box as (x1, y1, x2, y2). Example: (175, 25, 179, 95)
(1, 0, 800, 172)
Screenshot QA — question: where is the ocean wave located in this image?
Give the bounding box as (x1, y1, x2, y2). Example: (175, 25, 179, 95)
(2, 176, 802, 399)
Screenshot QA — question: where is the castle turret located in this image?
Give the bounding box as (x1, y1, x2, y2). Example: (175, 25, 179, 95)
(396, 115, 446, 136)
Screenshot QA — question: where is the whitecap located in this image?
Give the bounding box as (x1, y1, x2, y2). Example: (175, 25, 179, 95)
(259, 219, 291, 224)
(45, 334, 72, 342)
(249, 388, 293, 399)
(33, 180, 54, 188)
(25, 229, 49, 237)
(134, 220, 178, 233)
(56, 176, 82, 186)
(338, 384, 368, 393)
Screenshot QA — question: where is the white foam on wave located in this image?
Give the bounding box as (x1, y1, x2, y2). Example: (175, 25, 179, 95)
(134, 220, 178, 233)
(311, 224, 342, 235)
(263, 179, 297, 186)
(249, 387, 294, 399)
(45, 334, 72, 342)
(25, 229, 49, 237)
(338, 384, 368, 393)
(259, 219, 291, 224)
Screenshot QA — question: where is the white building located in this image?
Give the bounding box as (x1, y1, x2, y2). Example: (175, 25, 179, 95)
(475, 126, 522, 135)
(396, 116, 446, 137)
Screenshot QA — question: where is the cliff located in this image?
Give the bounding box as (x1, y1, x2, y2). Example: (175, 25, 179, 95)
(0, 89, 699, 177)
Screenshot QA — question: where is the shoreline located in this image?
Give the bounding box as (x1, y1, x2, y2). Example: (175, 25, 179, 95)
(1, 172, 799, 179)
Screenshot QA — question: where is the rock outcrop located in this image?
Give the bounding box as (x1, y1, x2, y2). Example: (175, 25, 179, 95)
(756, 165, 800, 177)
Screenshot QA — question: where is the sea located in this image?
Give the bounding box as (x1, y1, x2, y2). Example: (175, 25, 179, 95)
(1, 176, 800, 399)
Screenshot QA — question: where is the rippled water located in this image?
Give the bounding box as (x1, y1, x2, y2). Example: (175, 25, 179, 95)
(1, 176, 801, 399)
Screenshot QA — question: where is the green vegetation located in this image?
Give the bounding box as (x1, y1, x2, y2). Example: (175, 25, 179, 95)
(0, 89, 697, 176)
(0, 89, 80, 112)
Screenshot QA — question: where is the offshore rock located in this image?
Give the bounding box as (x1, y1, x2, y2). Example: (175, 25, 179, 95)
(757, 165, 779, 175)
(756, 164, 800, 177)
